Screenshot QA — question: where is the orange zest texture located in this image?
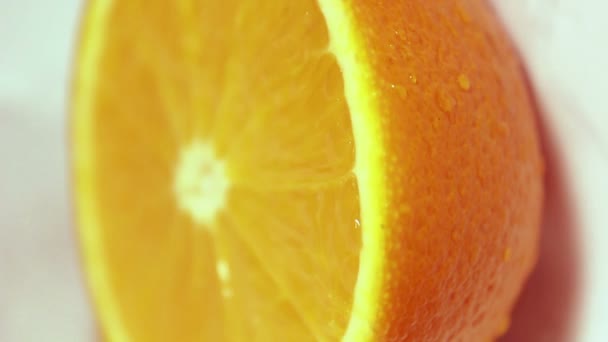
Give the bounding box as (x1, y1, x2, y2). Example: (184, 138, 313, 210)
(72, 0, 543, 341)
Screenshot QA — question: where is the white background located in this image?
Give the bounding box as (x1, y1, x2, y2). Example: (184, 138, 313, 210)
(1, 0, 607, 341)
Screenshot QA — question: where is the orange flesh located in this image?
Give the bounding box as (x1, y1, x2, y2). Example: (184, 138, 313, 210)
(81, 0, 361, 340)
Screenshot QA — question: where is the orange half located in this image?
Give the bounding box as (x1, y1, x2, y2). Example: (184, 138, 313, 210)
(72, 0, 543, 341)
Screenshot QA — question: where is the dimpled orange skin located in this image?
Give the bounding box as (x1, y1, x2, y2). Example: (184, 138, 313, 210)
(352, 0, 543, 341)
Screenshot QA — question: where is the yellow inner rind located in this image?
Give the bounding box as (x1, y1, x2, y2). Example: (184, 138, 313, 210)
(316, 1, 387, 341)
(72, 0, 129, 341)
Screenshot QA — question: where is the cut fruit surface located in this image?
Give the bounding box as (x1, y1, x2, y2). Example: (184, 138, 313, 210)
(73, 0, 543, 341)
(75, 1, 363, 340)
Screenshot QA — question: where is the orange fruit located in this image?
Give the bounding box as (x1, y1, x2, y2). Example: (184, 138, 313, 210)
(72, 0, 543, 341)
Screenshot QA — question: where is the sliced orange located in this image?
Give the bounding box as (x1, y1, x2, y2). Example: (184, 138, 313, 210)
(72, 0, 543, 341)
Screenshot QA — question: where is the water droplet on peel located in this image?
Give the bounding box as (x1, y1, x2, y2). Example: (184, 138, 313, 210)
(493, 120, 510, 138)
(497, 316, 511, 335)
(409, 74, 418, 84)
(354, 219, 361, 229)
(457, 5, 472, 24)
(503, 247, 512, 262)
(437, 90, 456, 113)
(391, 84, 408, 98)
(458, 74, 471, 91)
(398, 203, 411, 214)
(469, 245, 481, 262)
